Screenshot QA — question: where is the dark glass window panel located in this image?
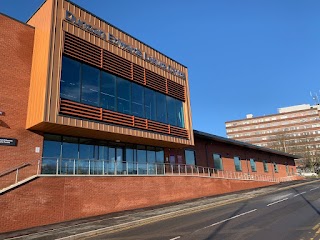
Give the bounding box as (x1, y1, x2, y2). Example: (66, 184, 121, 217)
(42, 135, 62, 174)
(126, 147, 137, 174)
(61, 137, 78, 174)
(185, 150, 195, 165)
(263, 160, 268, 172)
(99, 146, 108, 160)
(250, 158, 256, 172)
(147, 146, 156, 164)
(155, 147, 164, 163)
(79, 139, 95, 159)
(137, 145, 146, 163)
(117, 77, 131, 114)
(60, 56, 81, 101)
(109, 147, 116, 161)
(156, 92, 167, 123)
(100, 72, 116, 111)
(234, 156, 242, 171)
(43, 135, 61, 158)
(166, 96, 177, 126)
(107, 147, 116, 174)
(62, 137, 78, 159)
(137, 145, 147, 174)
(176, 100, 185, 128)
(81, 64, 100, 106)
(144, 88, 156, 121)
(213, 154, 223, 170)
(116, 148, 123, 174)
(132, 83, 144, 118)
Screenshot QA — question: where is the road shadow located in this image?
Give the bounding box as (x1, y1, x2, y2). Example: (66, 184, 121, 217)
(291, 186, 320, 215)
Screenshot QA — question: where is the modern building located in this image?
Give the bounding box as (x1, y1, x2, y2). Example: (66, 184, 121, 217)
(226, 104, 320, 168)
(1, 0, 194, 176)
(0, 0, 300, 234)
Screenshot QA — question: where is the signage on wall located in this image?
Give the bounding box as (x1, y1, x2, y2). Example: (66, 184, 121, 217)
(0, 138, 17, 146)
(65, 11, 106, 40)
(65, 11, 186, 80)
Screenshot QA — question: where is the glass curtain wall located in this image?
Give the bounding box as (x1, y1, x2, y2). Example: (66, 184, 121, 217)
(60, 56, 185, 128)
(41, 134, 164, 175)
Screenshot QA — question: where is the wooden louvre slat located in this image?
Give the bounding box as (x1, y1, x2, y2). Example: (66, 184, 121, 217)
(59, 99, 188, 139)
(134, 117, 147, 129)
(170, 125, 189, 138)
(167, 79, 185, 101)
(60, 99, 101, 120)
(145, 69, 166, 93)
(147, 120, 169, 134)
(102, 50, 132, 80)
(64, 33, 101, 68)
(133, 64, 145, 85)
(102, 109, 133, 127)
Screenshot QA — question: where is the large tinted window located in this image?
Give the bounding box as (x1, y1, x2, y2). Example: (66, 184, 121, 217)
(62, 136, 78, 159)
(145, 88, 156, 121)
(176, 100, 184, 128)
(147, 146, 156, 164)
(60, 56, 81, 101)
(81, 64, 100, 106)
(100, 72, 116, 111)
(79, 139, 96, 159)
(155, 147, 164, 163)
(117, 77, 131, 114)
(185, 150, 195, 165)
(156, 92, 167, 123)
(43, 135, 61, 158)
(60, 56, 186, 129)
(131, 83, 144, 118)
(167, 96, 177, 126)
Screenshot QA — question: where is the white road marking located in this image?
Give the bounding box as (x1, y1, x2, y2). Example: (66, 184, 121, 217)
(293, 191, 306, 197)
(267, 198, 288, 206)
(310, 187, 319, 191)
(196, 209, 258, 231)
(169, 236, 181, 240)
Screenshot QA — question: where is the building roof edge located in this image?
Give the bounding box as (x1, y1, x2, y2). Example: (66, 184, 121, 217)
(193, 130, 301, 159)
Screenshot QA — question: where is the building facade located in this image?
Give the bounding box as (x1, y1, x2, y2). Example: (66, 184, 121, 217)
(226, 104, 320, 168)
(0, 0, 301, 233)
(1, 0, 194, 175)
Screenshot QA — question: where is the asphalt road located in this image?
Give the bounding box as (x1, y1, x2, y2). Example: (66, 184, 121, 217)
(88, 182, 320, 240)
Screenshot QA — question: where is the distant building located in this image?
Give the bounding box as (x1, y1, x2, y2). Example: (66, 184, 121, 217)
(225, 104, 320, 168)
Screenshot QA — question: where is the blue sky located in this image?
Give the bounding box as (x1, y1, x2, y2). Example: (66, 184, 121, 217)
(1, 0, 319, 137)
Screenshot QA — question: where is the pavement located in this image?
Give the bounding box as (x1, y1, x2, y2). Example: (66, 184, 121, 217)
(1, 179, 320, 240)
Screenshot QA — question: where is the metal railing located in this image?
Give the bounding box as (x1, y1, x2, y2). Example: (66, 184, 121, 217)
(0, 160, 41, 191)
(41, 158, 280, 182)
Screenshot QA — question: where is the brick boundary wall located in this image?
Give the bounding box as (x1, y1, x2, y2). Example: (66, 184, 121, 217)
(0, 176, 278, 233)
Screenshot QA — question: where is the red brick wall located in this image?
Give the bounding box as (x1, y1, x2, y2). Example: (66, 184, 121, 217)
(0, 176, 277, 233)
(0, 15, 43, 173)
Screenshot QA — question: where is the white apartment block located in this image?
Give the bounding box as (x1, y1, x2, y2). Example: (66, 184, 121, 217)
(225, 104, 320, 165)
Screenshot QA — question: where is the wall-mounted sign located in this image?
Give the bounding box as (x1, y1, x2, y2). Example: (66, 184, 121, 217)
(0, 138, 17, 146)
(65, 11, 106, 40)
(65, 11, 186, 80)
(108, 33, 143, 58)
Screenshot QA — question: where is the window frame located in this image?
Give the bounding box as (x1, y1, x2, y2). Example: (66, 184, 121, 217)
(234, 156, 242, 172)
(213, 153, 223, 170)
(249, 158, 257, 172)
(263, 160, 268, 172)
(184, 149, 196, 166)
